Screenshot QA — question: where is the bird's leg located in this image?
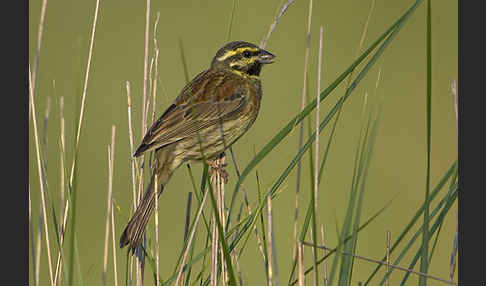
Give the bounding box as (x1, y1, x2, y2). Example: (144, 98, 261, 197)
(207, 153, 229, 183)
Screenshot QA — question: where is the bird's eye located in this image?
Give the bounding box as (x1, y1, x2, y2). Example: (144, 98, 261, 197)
(243, 50, 252, 58)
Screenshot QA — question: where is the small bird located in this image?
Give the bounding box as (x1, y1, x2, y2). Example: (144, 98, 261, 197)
(119, 41, 275, 252)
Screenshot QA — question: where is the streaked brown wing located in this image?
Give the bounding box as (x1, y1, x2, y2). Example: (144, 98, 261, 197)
(134, 70, 248, 157)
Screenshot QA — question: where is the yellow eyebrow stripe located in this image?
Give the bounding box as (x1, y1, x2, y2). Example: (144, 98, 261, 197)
(217, 47, 259, 61)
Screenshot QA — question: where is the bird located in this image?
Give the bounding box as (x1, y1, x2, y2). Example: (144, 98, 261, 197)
(119, 41, 275, 253)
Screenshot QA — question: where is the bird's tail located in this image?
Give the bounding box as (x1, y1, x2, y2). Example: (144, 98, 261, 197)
(119, 171, 165, 253)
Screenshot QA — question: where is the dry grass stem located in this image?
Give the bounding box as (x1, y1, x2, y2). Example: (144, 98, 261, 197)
(292, 0, 313, 266)
(211, 212, 218, 286)
(301, 242, 458, 285)
(267, 195, 273, 286)
(29, 64, 55, 286)
(344, 0, 376, 93)
(385, 231, 391, 286)
(298, 242, 304, 286)
(217, 156, 228, 285)
(31, 0, 48, 93)
(59, 96, 66, 224)
(451, 80, 457, 138)
(247, 202, 267, 264)
(136, 1, 153, 275)
(151, 12, 161, 126)
(147, 58, 155, 125)
(141, 0, 151, 137)
(29, 187, 34, 283)
(129, 255, 134, 286)
(102, 145, 112, 285)
(103, 126, 116, 285)
(72, 0, 101, 148)
(259, 0, 296, 49)
(110, 127, 118, 286)
(310, 25, 325, 286)
(174, 186, 209, 286)
(110, 203, 119, 286)
(35, 214, 43, 286)
(320, 225, 327, 286)
(154, 174, 160, 286)
(208, 156, 227, 286)
(42, 97, 51, 169)
(52, 4, 102, 281)
(126, 82, 138, 209)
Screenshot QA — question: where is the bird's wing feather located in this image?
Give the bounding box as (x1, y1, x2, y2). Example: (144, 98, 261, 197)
(134, 70, 249, 156)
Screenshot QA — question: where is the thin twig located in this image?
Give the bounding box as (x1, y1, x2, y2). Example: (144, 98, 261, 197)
(29, 64, 55, 286)
(259, 0, 296, 49)
(301, 241, 457, 285)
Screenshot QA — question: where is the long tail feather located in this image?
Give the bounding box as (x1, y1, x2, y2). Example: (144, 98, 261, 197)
(119, 173, 164, 253)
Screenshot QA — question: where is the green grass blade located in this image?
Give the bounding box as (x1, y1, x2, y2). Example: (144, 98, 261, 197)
(289, 196, 395, 286)
(419, 0, 432, 284)
(364, 161, 457, 285)
(377, 184, 457, 285)
(335, 117, 369, 286)
(289, 3, 424, 280)
(229, 0, 418, 216)
(226, 0, 238, 41)
(400, 187, 457, 285)
(329, 217, 343, 285)
(178, 37, 190, 84)
(346, 108, 381, 286)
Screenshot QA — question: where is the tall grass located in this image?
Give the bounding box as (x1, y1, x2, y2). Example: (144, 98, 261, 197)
(29, 0, 458, 285)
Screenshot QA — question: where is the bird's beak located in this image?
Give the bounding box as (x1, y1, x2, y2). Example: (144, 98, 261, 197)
(259, 50, 276, 64)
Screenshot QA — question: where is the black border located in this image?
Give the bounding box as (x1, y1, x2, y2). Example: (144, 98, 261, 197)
(458, 0, 484, 285)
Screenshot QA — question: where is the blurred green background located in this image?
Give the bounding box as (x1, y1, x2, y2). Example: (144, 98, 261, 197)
(29, 0, 457, 285)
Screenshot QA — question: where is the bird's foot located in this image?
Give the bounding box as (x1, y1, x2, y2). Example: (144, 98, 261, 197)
(207, 155, 229, 183)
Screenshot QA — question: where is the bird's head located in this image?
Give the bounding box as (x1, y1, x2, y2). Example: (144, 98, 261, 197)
(211, 41, 275, 78)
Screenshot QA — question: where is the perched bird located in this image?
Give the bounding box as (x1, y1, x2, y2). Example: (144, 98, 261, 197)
(119, 41, 275, 252)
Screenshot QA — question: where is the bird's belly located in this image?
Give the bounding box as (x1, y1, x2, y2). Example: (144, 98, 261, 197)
(173, 109, 258, 163)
